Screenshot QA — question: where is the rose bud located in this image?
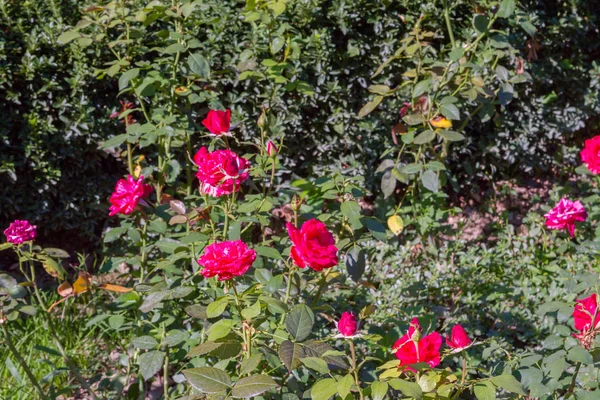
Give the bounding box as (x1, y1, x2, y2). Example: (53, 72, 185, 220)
(446, 324, 473, 352)
(266, 140, 278, 157)
(337, 312, 358, 337)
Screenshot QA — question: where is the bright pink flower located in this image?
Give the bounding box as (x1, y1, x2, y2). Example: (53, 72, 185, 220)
(286, 220, 338, 272)
(198, 240, 256, 281)
(108, 175, 153, 216)
(580, 135, 600, 174)
(446, 325, 472, 351)
(194, 147, 250, 197)
(110, 100, 136, 125)
(202, 109, 231, 136)
(393, 318, 442, 371)
(4, 220, 37, 244)
(544, 198, 587, 237)
(573, 294, 600, 332)
(337, 312, 358, 337)
(266, 141, 278, 157)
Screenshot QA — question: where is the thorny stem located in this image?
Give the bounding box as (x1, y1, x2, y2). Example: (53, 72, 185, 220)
(442, 0, 456, 48)
(231, 283, 251, 358)
(461, 350, 467, 384)
(2, 323, 48, 400)
(284, 266, 296, 304)
(349, 340, 364, 400)
(566, 362, 582, 397)
(312, 268, 333, 306)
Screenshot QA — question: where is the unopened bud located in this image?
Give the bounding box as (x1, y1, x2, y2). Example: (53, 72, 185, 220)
(290, 195, 302, 212)
(266, 140, 278, 157)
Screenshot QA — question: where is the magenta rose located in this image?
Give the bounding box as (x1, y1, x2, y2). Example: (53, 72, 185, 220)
(202, 109, 231, 136)
(446, 324, 473, 351)
(544, 198, 587, 237)
(198, 240, 257, 281)
(109, 175, 153, 216)
(580, 135, 600, 174)
(393, 318, 442, 371)
(194, 147, 250, 197)
(337, 312, 358, 337)
(286, 219, 338, 272)
(4, 220, 37, 244)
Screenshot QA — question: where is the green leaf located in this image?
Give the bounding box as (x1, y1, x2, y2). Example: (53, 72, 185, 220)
(139, 350, 165, 381)
(187, 53, 210, 78)
(361, 218, 387, 242)
(497, 0, 516, 18)
(473, 15, 489, 33)
(403, 114, 426, 125)
(57, 31, 80, 45)
(286, 304, 315, 342)
(183, 367, 231, 393)
(413, 130, 436, 145)
(358, 96, 383, 118)
(207, 297, 229, 318)
(119, 68, 140, 90)
(337, 375, 354, 398)
(132, 336, 159, 350)
(421, 170, 439, 193)
(490, 374, 525, 395)
(241, 301, 261, 320)
(43, 248, 70, 258)
(255, 246, 282, 260)
(311, 378, 338, 400)
(389, 379, 422, 399)
(371, 381, 388, 400)
(437, 130, 465, 142)
(271, 36, 285, 54)
(187, 341, 223, 358)
(413, 79, 432, 98)
(346, 246, 366, 282)
(473, 381, 496, 400)
(519, 20, 537, 36)
(239, 354, 263, 376)
(301, 357, 330, 374)
(231, 375, 277, 398)
(5, 357, 23, 384)
(100, 134, 128, 149)
(440, 103, 460, 120)
(381, 169, 396, 199)
(567, 346, 593, 365)
(279, 340, 304, 370)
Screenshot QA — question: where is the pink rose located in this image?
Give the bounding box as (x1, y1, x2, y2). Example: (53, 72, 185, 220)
(202, 109, 231, 136)
(198, 240, 257, 281)
(286, 219, 338, 272)
(580, 135, 600, 174)
(4, 220, 37, 244)
(194, 147, 250, 197)
(544, 198, 587, 237)
(337, 312, 358, 337)
(446, 324, 472, 351)
(109, 175, 153, 216)
(573, 294, 600, 332)
(393, 318, 442, 371)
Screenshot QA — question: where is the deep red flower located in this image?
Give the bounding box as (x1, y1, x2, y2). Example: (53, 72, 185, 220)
(198, 240, 256, 281)
(337, 312, 358, 337)
(4, 220, 37, 244)
(110, 100, 136, 125)
(446, 325, 472, 351)
(580, 135, 600, 174)
(393, 318, 442, 371)
(573, 294, 600, 332)
(108, 175, 153, 216)
(286, 219, 338, 272)
(544, 198, 587, 237)
(194, 147, 250, 197)
(202, 109, 231, 136)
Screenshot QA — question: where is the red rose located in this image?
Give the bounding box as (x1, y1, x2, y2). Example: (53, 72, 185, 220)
(573, 294, 600, 332)
(446, 324, 472, 351)
(4, 220, 37, 244)
(286, 219, 338, 272)
(337, 312, 358, 337)
(580, 135, 600, 174)
(194, 147, 250, 197)
(202, 109, 231, 136)
(198, 240, 257, 281)
(543, 198, 587, 237)
(109, 175, 153, 216)
(393, 318, 442, 371)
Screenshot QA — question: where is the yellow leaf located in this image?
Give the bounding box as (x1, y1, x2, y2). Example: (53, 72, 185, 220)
(430, 116, 452, 129)
(99, 283, 133, 293)
(73, 272, 91, 295)
(133, 165, 142, 179)
(387, 215, 404, 236)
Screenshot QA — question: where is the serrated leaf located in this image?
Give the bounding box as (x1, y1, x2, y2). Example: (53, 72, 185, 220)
(279, 340, 304, 370)
(421, 170, 439, 193)
(301, 357, 330, 374)
(490, 374, 526, 395)
(187, 53, 210, 78)
(358, 96, 383, 118)
(183, 367, 231, 393)
(311, 378, 337, 400)
(139, 350, 165, 381)
(473, 381, 496, 400)
(119, 68, 140, 90)
(388, 379, 422, 399)
(132, 336, 159, 350)
(440, 103, 460, 120)
(286, 304, 315, 341)
(239, 354, 263, 376)
(413, 130, 436, 145)
(57, 31, 80, 44)
(231, 375, 277, 398)
(346, 246, 366, 282)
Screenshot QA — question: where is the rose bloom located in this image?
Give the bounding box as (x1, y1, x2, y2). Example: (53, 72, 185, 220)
(393, 318, 442, 371)
(109, 175, 153, 216)
(198, 240, 257, 281)
(446, 325, 472, 352)
(544, 198, 587, 237)
(337, 312, 358, 337)
(580, 135, 600, 174)
(194, 147, 250, 197)
(4, 220, 37, 244)
(202, 109, 231, 136)
(573, 294, 600, 332)
(286, 219, 338, 272)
